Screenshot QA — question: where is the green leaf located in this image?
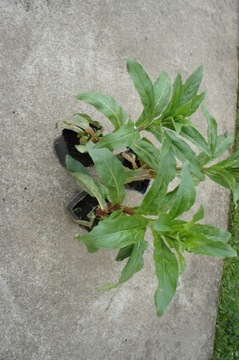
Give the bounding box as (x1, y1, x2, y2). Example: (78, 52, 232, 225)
(214, 134, 234, 157)
(201, 105, 218, 155)
(170, 73, 183, 113)
(212, 152, 239, 202)
(124, 167, 151, 184)
(164, 234, 187, 274)
(136, 72, 171, 128)
(95, 122, 140, 151)
(130, 139, 161, 171)
(162, 73, 183, 119)
(62, 114, 89, 132)
(153, 213, 173, 232)
(210, 151, 239, 169)
(175, 248, 187, 274)
(115, 244, 134, 261)
(75, 144, 87, 153)
(66, 156, 107, 211)
(185, 234, 236, 258)
(190, 223, 231, 243)
(66, 155, 90, 175)
(180, 126, 210, 155)
(152, 231, 179, 316)
(75, 113, 102, 129)
(126, 57, 155, 120)
(180, 66, 204, 105)
(179, 92, 206, 117)
(205, 168, 236, 193)
(76, 92, 128, 130)
(153, 71, 171, 117)
(87, 146, 127, 205)
(77, 213, 149, 253)
(191, 205, 204, 224)
(139, 149, 176, 215)
(173, 101, 195, 117)
(148, 124, 163, 143)
(102, 240, 148, 290)
(165, 129, 204, 180)
(169, 162, 196, 218)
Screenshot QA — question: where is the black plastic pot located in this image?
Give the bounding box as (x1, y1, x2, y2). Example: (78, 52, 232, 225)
(67, 191, 100, 230)
(126, 177, 150, 194)
(119, 150, 150, 194)
(54, 129, 95, 167)
(54, 134, 68, 166)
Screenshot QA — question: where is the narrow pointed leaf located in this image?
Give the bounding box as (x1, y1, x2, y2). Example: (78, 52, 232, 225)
(126, 57, 155, 120)
(165, 129, 204, 180)
(87, 146, 127, 205)
(64, 113, 102, 131)
(124, 167, 151, 184)
(169, 73, 183, 113)
(177, 92, 206, 117)
(95, 122, 140, 151)
(62, 114, 89, 132)
(66, 155, 90, 175)
(162, 74, 183, 119)
(77, 213, 149, 252)
(190, 223, 231, 243)
(214, 134, 234, 157)
(169, 162, 196, 218)
(76, 113, 102, 129)
(185, 234, 236, 258)
(115, 244, 134, 262)
(210, 151, 239, 169)
(148, 124, 163, 143)
(175, 249, 187, 274)
(131, 139, 161, 171)
(102, 240, 148, 290)
(165, 234, 187, 274)
(191, 205, 204, 224)
(153, 71, 171, 117)
(139, 149, 176, 215)
(136, 72, 171, 128)
(180, 66, 204, 105)
(66, 156, 107, 210)
(136, 109, 148, 127)
(153, 231, 179, 316)
(201, 105, 218, 155)
(173, 101, 195, 117)
(180, 126, 210, 155)
(76, 92, 128, 130)
(205, 168, 236, 192)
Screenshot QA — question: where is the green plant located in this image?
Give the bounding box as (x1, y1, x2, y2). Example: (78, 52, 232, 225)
(63, 58, 238, 316)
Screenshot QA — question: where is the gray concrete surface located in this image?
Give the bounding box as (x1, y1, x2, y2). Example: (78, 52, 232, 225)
(1, 1, 238, 359)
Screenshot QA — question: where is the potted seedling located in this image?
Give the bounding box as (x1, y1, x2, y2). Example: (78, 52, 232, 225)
(54, 113, 103, 166)
(56, 58, 238, 316)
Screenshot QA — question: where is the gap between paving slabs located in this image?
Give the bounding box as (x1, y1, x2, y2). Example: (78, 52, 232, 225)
(210, 54, 239, 360)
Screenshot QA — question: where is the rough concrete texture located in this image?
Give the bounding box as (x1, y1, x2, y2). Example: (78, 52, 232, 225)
(1, 1, 238, 359)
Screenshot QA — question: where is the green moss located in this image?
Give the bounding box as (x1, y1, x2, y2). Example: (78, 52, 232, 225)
(210, 62, 239, 360)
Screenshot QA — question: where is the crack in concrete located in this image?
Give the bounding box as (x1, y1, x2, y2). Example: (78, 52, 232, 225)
(105, 287, 120, 311)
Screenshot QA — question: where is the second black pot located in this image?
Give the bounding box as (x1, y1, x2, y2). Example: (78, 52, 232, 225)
(54, 129, 94, 167)
(67, 191, 100, 230)
(119, 150, 150, 194)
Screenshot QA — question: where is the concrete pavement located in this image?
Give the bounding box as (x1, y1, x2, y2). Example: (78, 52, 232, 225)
(1, 1, 238, 359)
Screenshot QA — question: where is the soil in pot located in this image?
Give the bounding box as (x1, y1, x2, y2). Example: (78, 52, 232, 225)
(62, 129, 94, 167)
(67, 191, 100, 230)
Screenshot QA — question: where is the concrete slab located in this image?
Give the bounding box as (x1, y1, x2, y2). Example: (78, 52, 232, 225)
(1, 1, 238, 359)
